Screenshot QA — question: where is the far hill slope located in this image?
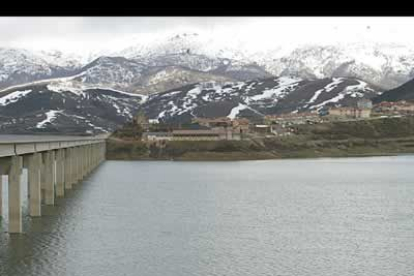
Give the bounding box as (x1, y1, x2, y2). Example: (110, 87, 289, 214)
(0, 83, 145, 134)
(373, 77, 414, 103)
(141, 77, 381, 124)
(0, 76, 380, 134)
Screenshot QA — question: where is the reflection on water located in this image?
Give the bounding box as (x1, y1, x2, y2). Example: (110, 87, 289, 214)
(1, 156, 414, 276)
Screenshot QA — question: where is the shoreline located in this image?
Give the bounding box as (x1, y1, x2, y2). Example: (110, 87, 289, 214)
(106, 117, 414, 162)
(106, 151, 414, 162)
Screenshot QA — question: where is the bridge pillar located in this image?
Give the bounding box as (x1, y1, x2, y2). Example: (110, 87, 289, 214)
(93, 144, 97, 169)
(89, 144, 93, 172)
(75, 147, 82, 183)
(64, 148, 72, 190)
(0, 173, 2, 218)
(28, 153, 42, 217)
(79, 147, 83, 179)
(85, 145, 89, 176)
(83, 146, 87, 177)
(71, 147, 77, 185)
(44, 151, 55, 205)
(82, 145, 88, 177)
(41, 153, 46, 204)
(8, 155, 23, 233)
(102, 142, 106, 162)
(56, 149, 65, 197)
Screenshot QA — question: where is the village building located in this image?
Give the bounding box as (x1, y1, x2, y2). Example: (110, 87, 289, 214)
(264, 112, 320, 125)
(172, 129, 237, 141)
(252, 124, 271, 134)
(142, 132, 173, 142)
(143, 128, 242, 142)
(231, 118, 250, 133)
(148, 119, 160, 124)
(192, 116, 249, 138)
(328, 99, 372, 119)
(374, 100, 414, 114)
(192, 117, 232, 128)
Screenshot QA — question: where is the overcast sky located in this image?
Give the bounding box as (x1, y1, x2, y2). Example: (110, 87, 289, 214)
(1, 17, 413, 54)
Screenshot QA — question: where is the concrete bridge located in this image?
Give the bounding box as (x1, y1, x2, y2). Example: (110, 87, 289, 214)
(0, 134, 107, 233)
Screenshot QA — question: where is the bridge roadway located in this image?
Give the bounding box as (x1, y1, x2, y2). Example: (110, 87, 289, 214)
(0, 134, 108, 233)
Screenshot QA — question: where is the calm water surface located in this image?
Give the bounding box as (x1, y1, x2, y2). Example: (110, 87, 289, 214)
(1, 156, 414, 276)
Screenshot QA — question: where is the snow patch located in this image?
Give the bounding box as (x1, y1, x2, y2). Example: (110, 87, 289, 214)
(36, 110, 62, 128)
(310, 94, 346, 110)
(248, 77, 300, 102)
(227, 103, 248, 119)
(0, 90, 32, 106)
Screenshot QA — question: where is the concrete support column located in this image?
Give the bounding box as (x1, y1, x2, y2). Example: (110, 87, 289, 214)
(71, 148, 77, 185)
(72, 147, 80, 183)
(90, 145, 92, 170)
(83, 146, 87, 177)
(103, 142, 106, 162)
(8, 156, 23, 233)
(64, 148, 72, 190)
(85, 145, 89, 175)
(76, 147, 81, 181)
(87, 144, 91, 173)
(28, 153, 42, 217)
(93, 144, 97, 169)
(80, 147, 84, 180)
(40, 154, 46, 204)
(95, 144, 99, 167)
(56, 149, 65, 197)
(44, 151, 55, 205)
(0, 174, 2, 218)
(78, 147, 82, 180)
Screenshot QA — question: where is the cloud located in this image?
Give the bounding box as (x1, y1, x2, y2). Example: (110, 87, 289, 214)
(0, 17, 413, 55)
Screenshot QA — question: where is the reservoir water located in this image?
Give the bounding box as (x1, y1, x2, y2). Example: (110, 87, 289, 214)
(1, 156, 414, 276)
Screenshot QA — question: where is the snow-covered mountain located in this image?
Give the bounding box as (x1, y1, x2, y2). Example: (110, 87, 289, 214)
(0, 48, 82, 90)
(259, 43, 414, 90)
(141, 77, 381, 124)
(0, 76, 381, 134)
(110, 32, 414, 90)
(0, 31, 412, 136)
(1, 32, 413, 95)
(0, 46, 270, 95)
(0, 82, 145, 134)
(72, 56, 238, 94)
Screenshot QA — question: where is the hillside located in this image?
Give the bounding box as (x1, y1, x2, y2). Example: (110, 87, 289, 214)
(0, 76, 381, 134)
(0, 83, 145, 134)
(373, 77, 414, 103)
(141, 77, 380, 124)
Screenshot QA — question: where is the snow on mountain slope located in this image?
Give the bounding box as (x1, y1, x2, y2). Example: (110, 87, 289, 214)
(0, 82, 145, 134)
(141, 77, 381, 124)
(0, 47, 82, 90)
(52, 55, 248, 95)
(3, 32, 412, 95)
(0, 75, 382, 134)
(130, 66, 235, 95)
(259, 43, 414, 89)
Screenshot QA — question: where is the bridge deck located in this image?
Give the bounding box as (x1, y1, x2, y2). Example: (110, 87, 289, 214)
(0, 134, 108, 157)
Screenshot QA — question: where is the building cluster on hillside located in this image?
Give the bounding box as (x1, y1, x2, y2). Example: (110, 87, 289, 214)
(328, 98, 373, 119)
(264, 111, 321, 125)
(373, 100, 414, 115)
(142, 116, 250, 142)
(130, 98, 414, 143)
